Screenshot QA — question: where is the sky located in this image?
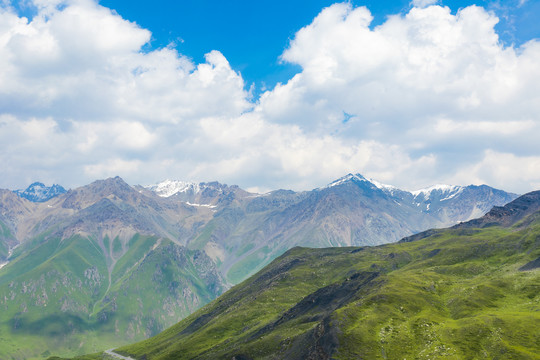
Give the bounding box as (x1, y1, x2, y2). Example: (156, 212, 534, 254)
(0, 0, 539, 193)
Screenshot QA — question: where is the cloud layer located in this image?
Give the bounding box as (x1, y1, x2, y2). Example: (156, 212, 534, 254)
(0, 0, 539, 193)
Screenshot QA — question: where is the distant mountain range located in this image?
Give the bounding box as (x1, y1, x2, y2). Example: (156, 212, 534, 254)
(0, 174, 518, 358)
(2, 174, 517, 282)
(85, 191, 540, 360)
(140, 174, 516, 282)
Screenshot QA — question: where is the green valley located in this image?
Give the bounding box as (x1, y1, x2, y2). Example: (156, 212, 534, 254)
(0, 234, 225, 359)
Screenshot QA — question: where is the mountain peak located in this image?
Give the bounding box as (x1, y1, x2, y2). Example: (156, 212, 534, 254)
(324, 173, 368, 188)
(14, 182, 67, 202)
(144, 179, 244, 199)
(90, 176, 131, 189)
(323, 173, 398, 195)
(60, 176, 137, 211)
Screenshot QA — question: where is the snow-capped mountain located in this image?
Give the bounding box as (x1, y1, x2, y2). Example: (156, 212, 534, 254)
(145, 179, 202, 197)
(144, 179, 252, 208)
(324, 173, 399, 193)
(411, 184, 463, 201)
(322, 173, 517, 225)
(14, 182, 66, 202)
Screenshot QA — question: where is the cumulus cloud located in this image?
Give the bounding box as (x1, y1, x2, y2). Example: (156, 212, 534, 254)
(0, 1, 249, 123)
(273, 3, 540, 135)
(257, 3, 540, 192)
(0, 0, 251, 188)
(0, 0, 539, 194)
(192, 112, 437, 191)
(450, 150, 540, 193)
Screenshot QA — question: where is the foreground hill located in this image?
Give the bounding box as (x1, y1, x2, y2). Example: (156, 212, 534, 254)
(80, 191, 540, 360)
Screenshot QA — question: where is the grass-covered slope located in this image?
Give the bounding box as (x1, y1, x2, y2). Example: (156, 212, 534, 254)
(0, 234, 226, 360)
(0, 220, 16, 260)
(89, 194, 540, 360)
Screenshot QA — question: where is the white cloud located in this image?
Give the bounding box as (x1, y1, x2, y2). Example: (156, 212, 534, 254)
(0, 1, 539, 194)
(450, 150, 540, 193)
(255, 3, 540, 192)
(191, 113, 438, 191)
(433, 119, 535, 135)
(74, 121, 157, 152)
(273, 3, 534, 136)
(0, 0, 251, 188)
(0, 0, 249, 125)
(84, 158, 142, 179)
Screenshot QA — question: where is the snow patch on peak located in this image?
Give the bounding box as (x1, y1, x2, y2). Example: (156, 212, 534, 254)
(325, 173, 368, 188)
(411, 184, 464, 200)
(323, 173, 399, 193)
(145, 179, 200, 198)
(369, 178, 397, 192)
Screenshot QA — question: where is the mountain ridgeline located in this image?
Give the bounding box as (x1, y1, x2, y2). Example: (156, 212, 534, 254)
(81, 191, 540, 360)
(140, 174, 517, 284)
(0, 175, 518, 358)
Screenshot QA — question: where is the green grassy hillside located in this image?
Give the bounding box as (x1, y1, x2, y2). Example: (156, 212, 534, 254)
(80, 205, 540, 359)
(0, 220, 16, 259)
(0, 234, 226, 360)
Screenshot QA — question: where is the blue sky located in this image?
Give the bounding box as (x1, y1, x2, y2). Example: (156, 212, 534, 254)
(1, 0, 539, 193)
(97, 0, 539, 92)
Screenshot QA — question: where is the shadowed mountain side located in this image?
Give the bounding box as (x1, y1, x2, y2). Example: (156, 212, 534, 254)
(456, 190, 540, 229)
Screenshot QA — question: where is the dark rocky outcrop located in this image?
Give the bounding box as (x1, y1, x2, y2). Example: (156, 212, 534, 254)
(519, 256, 540, 271)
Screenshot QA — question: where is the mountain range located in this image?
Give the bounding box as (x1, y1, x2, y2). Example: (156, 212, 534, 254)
(0, 174, 518, 358)
(72, 190, 540, 360)
(141, 174, 516, 282)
